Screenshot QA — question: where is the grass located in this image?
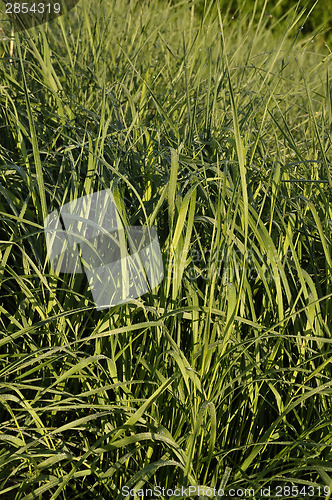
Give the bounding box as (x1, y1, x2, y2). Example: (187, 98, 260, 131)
(0, 0, 331, 498)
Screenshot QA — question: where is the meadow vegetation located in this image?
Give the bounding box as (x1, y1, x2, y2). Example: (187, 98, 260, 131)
(0, 0, 331, 498)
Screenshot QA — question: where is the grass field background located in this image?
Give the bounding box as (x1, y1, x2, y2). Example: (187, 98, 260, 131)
(0, 0, 331, 498)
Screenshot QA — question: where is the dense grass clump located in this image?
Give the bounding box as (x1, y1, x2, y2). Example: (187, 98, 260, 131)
(0, 0, 331, 498)
(170, 0, 332, 43)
